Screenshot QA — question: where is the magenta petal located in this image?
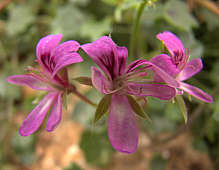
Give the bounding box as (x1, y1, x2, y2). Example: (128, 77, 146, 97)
(6, 74, 51, 91)
(91, 66, 112, 94)
(19, 93, 56, 136)
(180, 82, 213, 103)
(46, 93, 62, 132)
(115, 46, 128, 75)
(157, 31, 184, 57)
(108, 94, 138, 153)
(36, 34, 62, 62)
(178, 58, 203, 81)
(126, 83, 176, 100)
(52, 52, 83, 77)
(145, 60, 180, 87)
(126, 59, 148, 73)
(81, 36, 117, 79)
(51, 40, 80, 61)
(150, 54, 180, 77)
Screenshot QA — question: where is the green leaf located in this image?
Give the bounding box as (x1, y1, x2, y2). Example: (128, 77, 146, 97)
(51, 5, 85, 37)
(73, 77, 93, 86)
(175, 95, 188, 123)
(63, 162, 82, 170)
(94, 94, 111, 123)
(163, 0, 198, 32)
(7, 5, 35, 36)
(79, 129, 114, 166)
(80, 18, 111, 41)
(126, 95, 151, 122)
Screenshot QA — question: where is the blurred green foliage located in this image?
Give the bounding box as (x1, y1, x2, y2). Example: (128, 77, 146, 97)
(0, 0, 219, 169)
(149, 154, 167, 170)
(79, 128, 114, 166)
(64, 162, 82, 170)
(11, 133, 36, 164)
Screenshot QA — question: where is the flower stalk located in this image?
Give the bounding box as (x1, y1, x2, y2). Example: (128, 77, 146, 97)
(72, 89, 97, 107)
(129, 0, 147, 59)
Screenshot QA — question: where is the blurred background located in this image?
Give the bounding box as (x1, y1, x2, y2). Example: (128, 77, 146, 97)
(0, 0, 219, 170)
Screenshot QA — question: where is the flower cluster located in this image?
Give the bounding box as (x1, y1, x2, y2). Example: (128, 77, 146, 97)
(7, 31, 213, 153)
(7, 34, 83, 136)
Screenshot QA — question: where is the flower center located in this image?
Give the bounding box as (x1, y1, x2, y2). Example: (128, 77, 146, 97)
(112, 70, 150, 93)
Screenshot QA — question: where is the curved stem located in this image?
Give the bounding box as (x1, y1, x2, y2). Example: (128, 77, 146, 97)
(73, 89, 97, 107)
(195, 0, 219, 16)
(129, 0, 147, 59)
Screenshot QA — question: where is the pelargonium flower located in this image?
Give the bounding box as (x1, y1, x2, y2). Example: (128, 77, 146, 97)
(150, 31, 213, 103)
(81, 36, 176, 153)
(7, 34, 83, 136)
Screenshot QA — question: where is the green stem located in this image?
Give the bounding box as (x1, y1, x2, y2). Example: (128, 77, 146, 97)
(73, 89, 97, 107)
(129, 0, 147, 59)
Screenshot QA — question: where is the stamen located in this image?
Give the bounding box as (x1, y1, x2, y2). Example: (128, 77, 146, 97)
(126, 79, 154, 84)
(125, 72, 147, 81)
(117, 65, 151, 81)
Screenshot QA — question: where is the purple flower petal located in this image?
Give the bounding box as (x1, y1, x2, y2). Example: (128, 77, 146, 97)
(36, 34, 63, 71)
(126, 83, 176, 100)
(145, 60, 180, 88)
(91, 66, 113, 94)
(81, 36, 118, 80)
(178, 58, 203, 81)
(6, 74, 51, 91)
(157, 31, 184, 57)
(47, 92, 62, 132)
(157, 31, 188, 70)
(115, 46, 128, 75)
(150, 54, 180, 77)
(36, 34, 62, 59)
(19, 93, 57, 136)
(126, 59, 147, 73)
(108, 94, 138, 153)
(51, 40, 80, 60)
(51, 41, 81, 67)
(180, 82, 213, 103)
(52, 52, 83, 77)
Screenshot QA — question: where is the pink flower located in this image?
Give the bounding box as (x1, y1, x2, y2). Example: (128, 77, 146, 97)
(81, 36, 176, 153)
(6, 34, 83, 136)
(150, 31, 213, 103)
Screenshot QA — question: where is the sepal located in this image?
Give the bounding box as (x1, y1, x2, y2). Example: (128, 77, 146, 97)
(94, 94, 112, 123)
(126, 95, 151, 122)
(175, 95, 188, 123)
